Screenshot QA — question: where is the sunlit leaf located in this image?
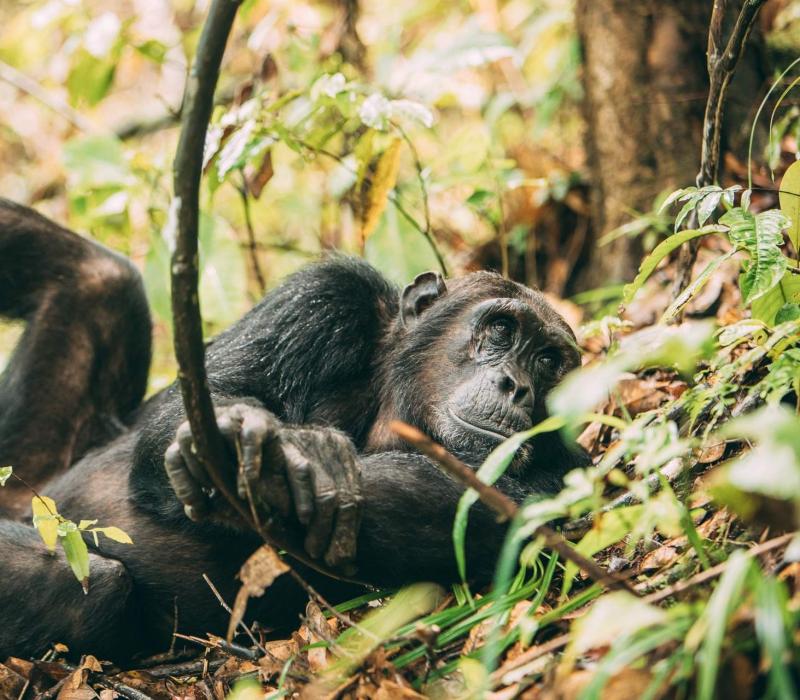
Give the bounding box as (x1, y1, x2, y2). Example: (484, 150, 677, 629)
(32, 496, 59, 552)
(361, 138, 403, 241)
(565, 592, 668, 661)
(0, 466, 11, 487)
(93, 526, 133, 545)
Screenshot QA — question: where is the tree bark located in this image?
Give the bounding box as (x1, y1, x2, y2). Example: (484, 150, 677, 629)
(576, 0, 711, 286)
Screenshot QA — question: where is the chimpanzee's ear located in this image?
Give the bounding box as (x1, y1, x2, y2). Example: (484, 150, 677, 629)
(400, 271, 447, 327)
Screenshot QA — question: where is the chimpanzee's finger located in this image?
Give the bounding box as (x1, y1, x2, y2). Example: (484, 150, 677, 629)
(324, 501, 360, 570)
(324, 443, 362, 568)
(176, 421, 211, 488)
(303, 462, 338, 560)
(238, 410, 269, 498)
(282, 442, 315, 526)
(165, 442, 210, 520)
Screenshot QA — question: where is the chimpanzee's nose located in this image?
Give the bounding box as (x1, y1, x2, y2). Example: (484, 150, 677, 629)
(495, 369, 534, 410)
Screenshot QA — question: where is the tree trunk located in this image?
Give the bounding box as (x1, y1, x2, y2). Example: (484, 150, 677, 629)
(576, 0, 711, 286)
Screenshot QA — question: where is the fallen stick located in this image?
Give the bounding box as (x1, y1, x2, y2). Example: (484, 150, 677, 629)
(390, 420, 635, 594)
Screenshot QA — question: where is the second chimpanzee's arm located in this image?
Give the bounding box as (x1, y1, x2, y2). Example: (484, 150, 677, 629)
(355, 452, 527, 586)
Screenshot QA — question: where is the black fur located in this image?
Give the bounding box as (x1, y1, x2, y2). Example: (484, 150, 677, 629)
(0, 199, 588, 660)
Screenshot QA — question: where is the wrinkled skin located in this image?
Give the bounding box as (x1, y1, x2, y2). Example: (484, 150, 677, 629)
(0, 198, 588, 660)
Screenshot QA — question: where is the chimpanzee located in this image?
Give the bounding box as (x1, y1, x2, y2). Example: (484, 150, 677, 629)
(0, 198, 587, 660)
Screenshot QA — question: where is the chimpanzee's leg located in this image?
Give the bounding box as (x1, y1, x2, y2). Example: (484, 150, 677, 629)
(0, 199, 152, 511)
(0, 520, 137, 659)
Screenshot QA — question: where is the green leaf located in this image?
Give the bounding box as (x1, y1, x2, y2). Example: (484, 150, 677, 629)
(135, 39, 168, 64)
(32, 496, 60, 552)
(61, 528, 91, 593)
(754, 575, 798, 700)
(622, 227, 722, 305)
(690, 552, 753, 700)
(452, 416, 566, 581)
(66, 48, 116, 106)
(776, 302, 800, 323)
(0, 466, 11, 487)
(658, 187, 691, 214)
(696, 189, 723, 226)
(364, 204, 441, 286)
(751, 271, 800, 325)
(721, 207, 789, 303)
(780, 159, 800, 257)
(63, 135, 130, 188)
(93, 526, 133, 545)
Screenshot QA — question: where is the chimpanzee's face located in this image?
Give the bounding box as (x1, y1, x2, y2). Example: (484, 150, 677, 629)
(427, 294, 580, 460)
(388, 271, 580, 469)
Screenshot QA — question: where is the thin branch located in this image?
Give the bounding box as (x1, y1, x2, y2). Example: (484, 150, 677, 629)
(641, 531, 794, 604)
(202, 573, 270, 657)
(393, 123, 448, 276)
(0, 59, 94, 133)
(671, 0, 766, 305)
(171, 0, 251, 526)
(237, 171, 268, 295)
(389, 420, 635, 594)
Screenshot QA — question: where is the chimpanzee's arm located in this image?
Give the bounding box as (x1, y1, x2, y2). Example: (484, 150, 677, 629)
(355, 452, 528, 586)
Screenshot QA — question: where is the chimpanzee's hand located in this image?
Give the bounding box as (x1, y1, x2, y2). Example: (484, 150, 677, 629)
(164, 403, 363, 570)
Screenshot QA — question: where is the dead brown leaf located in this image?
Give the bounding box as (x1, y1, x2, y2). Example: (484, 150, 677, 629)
(638, 544, 680, 573)
(227, 545, 290, 641)
(0, 663, 26, 699)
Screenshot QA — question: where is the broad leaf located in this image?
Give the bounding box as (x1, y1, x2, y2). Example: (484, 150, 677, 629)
(720, 208, 789, 303)
(0, 466, 11, 487)
(751, 271, 800, 325)
(779, 159, 800, 256)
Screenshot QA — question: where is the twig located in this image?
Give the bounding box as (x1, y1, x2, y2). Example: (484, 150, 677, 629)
(393, 123, 448, 276)
(237, 171, 268, 295)
(0, 60, 94, 133)
(641, 531, 794, 604)
(173, 632, 260, 660)
(287, 570, 381, 642)
(170, 0, 253, 527)
(672, 0, 766, 305)
(490, 633, 570, 685)
(389, 421, 635, 594)
(202, 573, 270, 658)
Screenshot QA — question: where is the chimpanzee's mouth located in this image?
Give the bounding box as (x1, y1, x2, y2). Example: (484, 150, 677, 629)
(448, 409, 511, 442)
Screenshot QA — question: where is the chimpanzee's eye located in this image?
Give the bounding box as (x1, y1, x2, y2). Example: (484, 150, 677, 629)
(487, 317, 515, 346)
(537, 350, 561, 373)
